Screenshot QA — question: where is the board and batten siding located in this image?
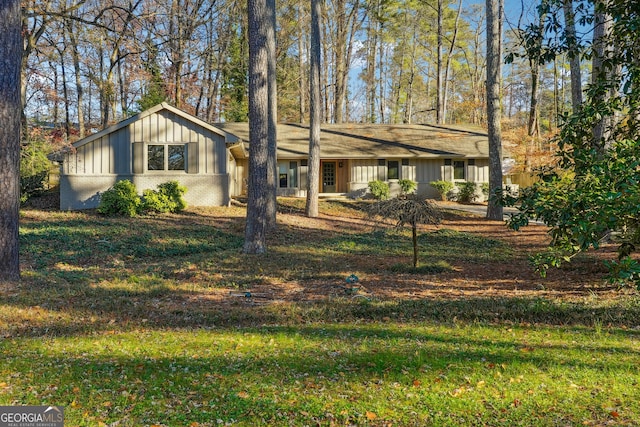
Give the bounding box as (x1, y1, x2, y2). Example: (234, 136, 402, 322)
(64, 110, 226, 176)
(60, 107, 232, 210)
(468, 159, 489, 182)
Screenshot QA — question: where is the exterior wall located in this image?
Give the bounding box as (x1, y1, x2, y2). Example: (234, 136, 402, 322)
(440, 158, 489, 183)
(227, 154, 241, 197)
(234, 159, 248, 195)
(468, 159, 489, 182)
(61, 108, 231, 209)
(348, 158, 443, 199)
(60, 174, 230, 210)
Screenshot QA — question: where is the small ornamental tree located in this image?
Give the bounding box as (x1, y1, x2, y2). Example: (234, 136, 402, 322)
(368, 194, 442, 268)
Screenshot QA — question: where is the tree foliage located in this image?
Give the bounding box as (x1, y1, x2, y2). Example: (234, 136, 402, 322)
(20, 129, 54, 201)
(505, 0, 640, 286)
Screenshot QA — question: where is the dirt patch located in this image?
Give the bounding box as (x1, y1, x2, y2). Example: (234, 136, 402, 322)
(211, 202, 621, 306)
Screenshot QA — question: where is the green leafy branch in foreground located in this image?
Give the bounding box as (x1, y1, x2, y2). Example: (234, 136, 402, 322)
(503, 140, 640, 286)
(501, 0, 640, 287)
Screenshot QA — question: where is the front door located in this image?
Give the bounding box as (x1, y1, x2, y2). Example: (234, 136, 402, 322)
(322, 161, 336, 193)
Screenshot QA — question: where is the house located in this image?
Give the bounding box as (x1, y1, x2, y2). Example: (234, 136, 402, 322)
(59, 102, 245, 210)
(59, 102, 507, 210)
(216, 122, 504, 200)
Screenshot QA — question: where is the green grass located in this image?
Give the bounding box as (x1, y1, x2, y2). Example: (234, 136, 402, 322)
(2, 202, 640, 426)
(2, 324, 639, 426)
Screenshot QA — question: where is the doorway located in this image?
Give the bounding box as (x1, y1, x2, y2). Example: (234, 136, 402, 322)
(322, 161, 336, 193)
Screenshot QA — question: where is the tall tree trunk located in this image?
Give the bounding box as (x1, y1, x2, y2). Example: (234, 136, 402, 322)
(591, 0, 612, 149)
(244, 0, 270, 254)
(298, 1, 307, 123)
(485, 0, 503, 220)
(332, 0, 359, 124)
(306, 0, 322, 218)
(365, 5, 379, 123)
(563, 0, 582, 113)
(436, 0, 444, 124)
(527, 61, 540, 137)
(266, 0, 278, 229)
(442, 0, 463, 125)
(333, 0, 347, 123)
(404, 26, 418, 123)
(0, 0, 22, 282)
(526, 10, 545, 138)
(66, 18, 85, 138)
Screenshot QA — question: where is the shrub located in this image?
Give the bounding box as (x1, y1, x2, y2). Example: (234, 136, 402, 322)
(368, 180, 390, 200)
(456, 181, 478, 204)
(20, 131, 54, 202)
(98, 180, 141, 216)
(398, 179, 417, 196)
(141, 181, 187, 213)
(429, 180, 454, 201)
(141, 189, 173, 213)
(481, 183, 490, 198)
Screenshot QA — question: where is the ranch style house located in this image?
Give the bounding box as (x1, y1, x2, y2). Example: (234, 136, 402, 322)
(59, 103, 507, 210)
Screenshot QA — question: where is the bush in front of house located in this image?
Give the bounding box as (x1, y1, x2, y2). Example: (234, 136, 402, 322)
(368, 180, 390, 200)
(429, 180, 454, 201)
(98, 180, 187, 216)
(455, 181, 479, 204)
(398, 179, 417, 196)
(141, 181, 187, 214)
(481, 183, 490, 199)
(98, 180, 141, 217)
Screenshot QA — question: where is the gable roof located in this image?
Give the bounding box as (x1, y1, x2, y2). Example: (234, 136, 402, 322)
(214, 122, 495, 160)
(72, 102, 229, 149)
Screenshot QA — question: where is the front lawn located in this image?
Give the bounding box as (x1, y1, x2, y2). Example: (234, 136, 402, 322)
(1, 199, 639, 426)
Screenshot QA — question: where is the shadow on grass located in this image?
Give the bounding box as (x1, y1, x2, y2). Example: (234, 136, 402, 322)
(3, 320, 640, 425)
(4, 279, 640, 338)
(6, 207, 632, 340)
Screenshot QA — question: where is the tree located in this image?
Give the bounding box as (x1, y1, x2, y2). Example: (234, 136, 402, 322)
(0, 0, 22, 282)
(266, 0, 278, 229)
(244, 0, 271, 254)
(506, 0, 640, 285)
(485, 0, 504, 220)
(305, 0, 322, 217)
(562, 0, 582, 113)
(368, 194, 442, 268)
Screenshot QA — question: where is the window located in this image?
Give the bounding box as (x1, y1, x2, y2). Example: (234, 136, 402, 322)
(147, 144, 186, 172)
(168, 145, 185, 170)
(278, 161, 299, 188)
(387, 160, 399, 180)
(148, 145, 165, 170)
(454, 160, 466, 180)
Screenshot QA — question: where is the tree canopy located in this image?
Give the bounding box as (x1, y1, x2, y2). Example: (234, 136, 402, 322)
(505, 0, 640, 286)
